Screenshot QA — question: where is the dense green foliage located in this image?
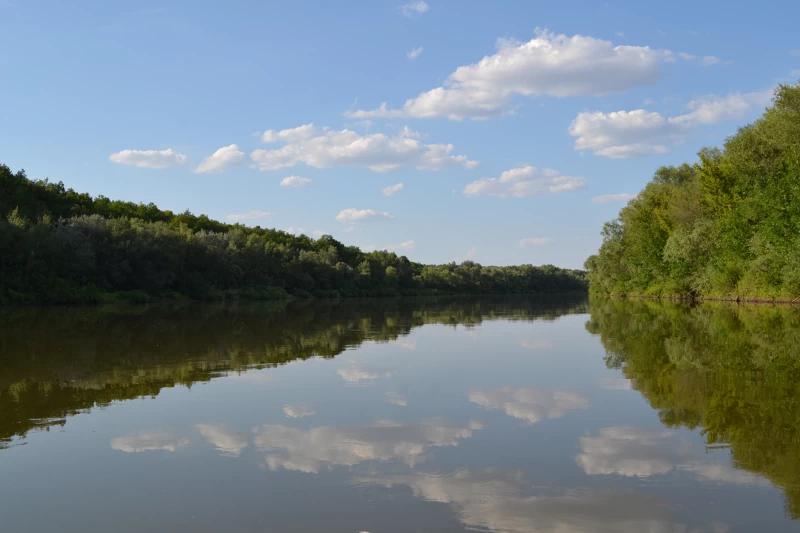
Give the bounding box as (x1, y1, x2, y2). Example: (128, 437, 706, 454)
(0, 295, 587, 447)
(586, 297, 800, 516)
(0, 165, 586, 304)
(585, 83, 800, 300)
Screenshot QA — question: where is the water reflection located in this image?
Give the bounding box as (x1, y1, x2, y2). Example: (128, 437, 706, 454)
(0, 295, 586, 448)
(195, 424, 249, 457)
(2, 295, 800, 531)
(358, 470, 690, 533)
(255, 419, 484, 473)
(111, 430, 190, 453)
(586, 298, 800, 516)
(469, 387, 589, 424)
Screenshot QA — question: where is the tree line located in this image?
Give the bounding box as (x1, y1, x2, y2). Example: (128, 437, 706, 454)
(585, 83, 800, 301)
(0, 166, 587, 304)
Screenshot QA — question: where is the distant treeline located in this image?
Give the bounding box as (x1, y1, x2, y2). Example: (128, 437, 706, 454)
(0, 167, 587, 304)
(585, 83, 800, 301)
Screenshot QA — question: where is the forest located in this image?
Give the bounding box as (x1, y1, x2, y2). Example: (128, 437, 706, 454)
(0, 166, 587, 304)
(585, 83, 800, 301)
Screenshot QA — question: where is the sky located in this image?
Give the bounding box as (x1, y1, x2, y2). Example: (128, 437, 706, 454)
(1, 0, 798, 269)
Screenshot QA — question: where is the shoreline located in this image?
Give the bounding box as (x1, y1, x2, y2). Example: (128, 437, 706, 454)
(591, 293, 800, 306)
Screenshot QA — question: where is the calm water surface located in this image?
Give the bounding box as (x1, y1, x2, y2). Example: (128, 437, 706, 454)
(2, 296, 800, 532)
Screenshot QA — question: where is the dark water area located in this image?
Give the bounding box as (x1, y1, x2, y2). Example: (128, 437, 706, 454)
(2, 295, 800, 532)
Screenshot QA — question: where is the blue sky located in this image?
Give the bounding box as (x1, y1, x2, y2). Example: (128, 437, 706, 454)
(1, 0, 798, 269)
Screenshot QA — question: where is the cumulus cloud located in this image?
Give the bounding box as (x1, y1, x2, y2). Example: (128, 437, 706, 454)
(253, 419, 482, 473)
(195, 424, 249, 457)
(592, 193, 635, 204)
(382, 183, 405, 196)
(519, 237, 553, 246)
(109, 148, 188, 169)
(262, 123, 315, 143)
(469, 387, 588, 424)
(577, 426, 771, 486)
(349, 30, 680, 120)
(280, 175, 312, 187)
(251, 125, 477, 172)
(336, 208, 393, 224)
(227, 210, 274, 223)
(463, 166, 585, 198)
(194, 144, 246, 173)
(385, 392, 408, 406)
(407, 46, 424, 60)
(282, 404, 316, 419)
(337, 366, 396, 383)
(358, 470, 682, 533)
(400, 1, 428, 16)
(569, 90, 771, 158)
(111, 430, 189, 453)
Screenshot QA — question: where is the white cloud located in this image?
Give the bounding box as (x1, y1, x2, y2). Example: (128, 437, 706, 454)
(194, 144, 246, 173)
(400, 1, 428, 16)
(469, 387, 588, 424)
(336, 208, 393, 224)
(382, 183, 405, 196)
(195, 424, 249, 457)
(359, 470, 682, 533)
(337, 366, 396, 383)
(391, 240, 415, 251)
(592, 193, 635, 204)
(673, 90, 772, 125)
(227, 210, 274, 223)
(407, 46, 424, 60)
(569, 90, 771, 158)
(790, 50, 800, 57)
(109, 148, 188, 169)
(111, 430, 189, 453)
(615, 31, 624, 37)
(577, 427, 681, 477)
(280, 175, 312, 187)
(349, 30, 674, 120)
(282, 404, 316, 419)
(577, 426, 771, 486)
(385, 392, 408, 406)
(569, 109, 678, 158)
(253, 419, 482, 473)
(464, 166, 585, 198)
(252, 125, 477, 172)
(518, 237, 553, 247)
(262, 123, 315, 143)
(369, 240, 415, 253)
(676, 52, 720, 65)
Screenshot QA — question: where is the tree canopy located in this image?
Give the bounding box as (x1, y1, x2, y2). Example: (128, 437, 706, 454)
(585, 83, 800, 300)
(0, 166, 586, 304)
